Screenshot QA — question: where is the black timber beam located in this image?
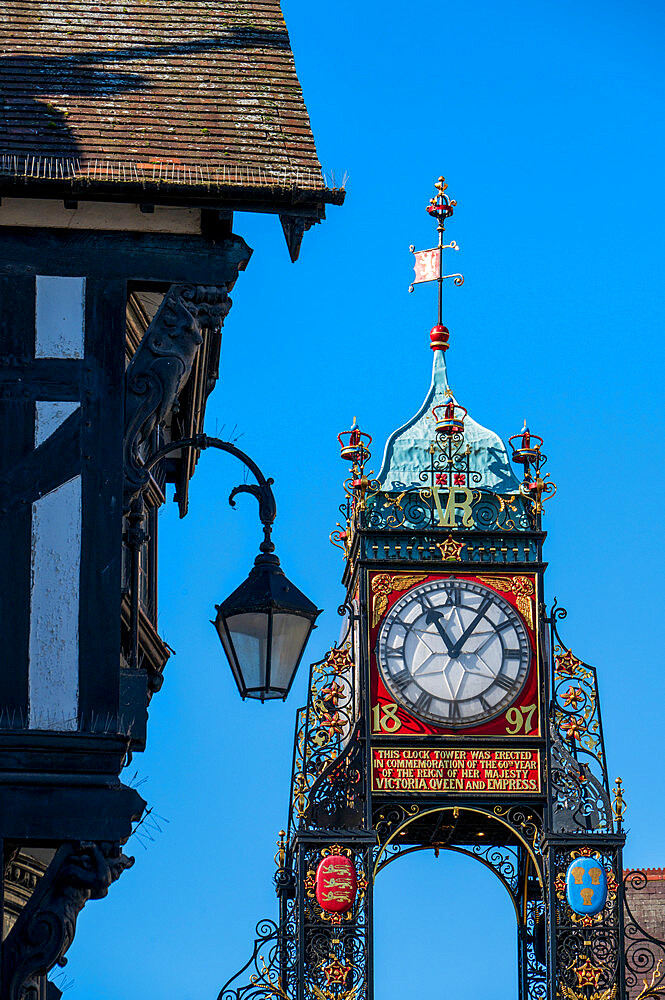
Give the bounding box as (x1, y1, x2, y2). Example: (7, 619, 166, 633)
(0, 228, 252, 283)
(0, 784, 145, 841)
(0, 359, 84, 401)
(0, 178, 345, 214)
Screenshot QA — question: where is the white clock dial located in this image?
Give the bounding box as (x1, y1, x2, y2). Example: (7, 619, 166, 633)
(376, 578, 531, 727)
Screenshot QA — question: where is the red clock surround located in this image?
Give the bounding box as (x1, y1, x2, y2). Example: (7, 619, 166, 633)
(369, 571, 540, 738)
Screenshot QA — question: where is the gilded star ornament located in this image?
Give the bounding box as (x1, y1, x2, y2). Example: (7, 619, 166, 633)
(556, 648, 582, 675)
(573, 957, 603, 990)
(322, 955, 353, 987)
(436, 534, 465, 561)
(325, 646, 354, 675)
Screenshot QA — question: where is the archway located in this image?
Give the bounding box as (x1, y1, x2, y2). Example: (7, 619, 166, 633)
(374, 848, 519, 1000)
(372, 805, 546, 1000)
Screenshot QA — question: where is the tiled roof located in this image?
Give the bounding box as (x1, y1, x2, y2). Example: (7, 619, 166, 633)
(625, 868, 665, 880)
(0, 1, 342, 207)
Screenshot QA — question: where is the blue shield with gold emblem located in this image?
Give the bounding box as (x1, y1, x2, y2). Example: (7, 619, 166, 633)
(565, 856, 608, 915)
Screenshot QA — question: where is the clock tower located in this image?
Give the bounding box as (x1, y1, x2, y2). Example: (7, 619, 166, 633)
(221, 181, 662, 1000)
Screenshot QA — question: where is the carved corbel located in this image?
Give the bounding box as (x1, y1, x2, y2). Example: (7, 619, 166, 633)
(2, 842, 134, 1000)
(279, 214, 319, 262)
(123, 283, 231, 507)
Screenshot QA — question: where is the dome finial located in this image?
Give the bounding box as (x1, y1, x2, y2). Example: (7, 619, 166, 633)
(408, 176, 464, 353)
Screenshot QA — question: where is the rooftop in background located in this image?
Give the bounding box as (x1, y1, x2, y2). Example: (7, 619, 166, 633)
(0, 0, 344, 221)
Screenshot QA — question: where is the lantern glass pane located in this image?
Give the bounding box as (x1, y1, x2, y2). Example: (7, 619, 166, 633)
(225, 612, 269, 691)
(269, 613, 312, 693)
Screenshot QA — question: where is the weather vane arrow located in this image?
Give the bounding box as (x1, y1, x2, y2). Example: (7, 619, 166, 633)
(409, 176, 464, 350)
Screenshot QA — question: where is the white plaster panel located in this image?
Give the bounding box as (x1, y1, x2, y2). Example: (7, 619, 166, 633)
(35, 276, 85, 359)
(29, 476, 81, 731)
(35, 401, 79, 447)
(0, 198, 201, 234)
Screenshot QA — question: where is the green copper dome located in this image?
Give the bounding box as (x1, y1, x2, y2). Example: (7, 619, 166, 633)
(377, 351, 520, 493)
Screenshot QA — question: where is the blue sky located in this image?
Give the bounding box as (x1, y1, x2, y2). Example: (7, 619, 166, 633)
(63, 0, 665, 996)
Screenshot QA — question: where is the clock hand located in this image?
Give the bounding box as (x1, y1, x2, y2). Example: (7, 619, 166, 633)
(424, 609, 456, 655)
(449, 599, 491, 658)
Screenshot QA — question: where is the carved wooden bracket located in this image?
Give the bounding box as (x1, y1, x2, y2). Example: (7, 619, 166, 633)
(123, 283, 231, 508)
(2, 842, 133, 999)
(280, 214, 319, 262)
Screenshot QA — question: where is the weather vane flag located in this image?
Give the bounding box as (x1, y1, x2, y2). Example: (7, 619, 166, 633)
(409, 176, 464, 350)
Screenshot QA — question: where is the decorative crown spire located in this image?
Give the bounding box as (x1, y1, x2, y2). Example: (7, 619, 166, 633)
(409, 176, 464, 353)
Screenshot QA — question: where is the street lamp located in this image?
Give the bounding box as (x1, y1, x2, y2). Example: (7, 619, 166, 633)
(213, 548, 320, 701)
(139, 433, 321, 700)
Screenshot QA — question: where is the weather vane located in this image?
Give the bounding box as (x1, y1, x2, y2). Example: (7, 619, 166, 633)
(409, 176, 464, 351)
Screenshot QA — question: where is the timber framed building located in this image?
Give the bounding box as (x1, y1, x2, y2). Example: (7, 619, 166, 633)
(0, 2, 342, 995)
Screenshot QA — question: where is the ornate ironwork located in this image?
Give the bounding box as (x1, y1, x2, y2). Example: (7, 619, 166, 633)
(509, 424, 557, 519)
(217, 919, 287, 1000)
(371, 801, 547, 1000)
(624, 871, 665, 1000)
(549, 722, 611, 835)
(422, 421, 480, 490)
(360, 530, 542, 565)
(612, 778, 627, 831)
(372, 802, 544, 881)
(304, 733, 366, 832)
(377, 837, 523, 901)
(547, 844, 622, 1000)
(299, 843, 372, 1000)
(360, 486, 535, 533)
(289, 635, 360, 835)
(550, 608, 612, 835)
(522, 895, 548, 1000)
(145, 434, 277, 553)
(554, 649, 606, 767)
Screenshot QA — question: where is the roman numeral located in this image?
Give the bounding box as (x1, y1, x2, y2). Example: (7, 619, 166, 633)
(477, 597, 492, 618)
(494, 673, 514, 691)
(391, 669, 412, 691)
(449, 701, 461, 722)
(503, 649, 522, 659)
(414, 691, 432, 714)
(496, 619, 513, 632)
(449, 585, 462, 606)
(479, 695, 491, 712)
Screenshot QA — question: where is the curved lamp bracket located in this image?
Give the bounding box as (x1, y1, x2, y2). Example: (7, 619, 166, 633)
(142, 433, 278, 553)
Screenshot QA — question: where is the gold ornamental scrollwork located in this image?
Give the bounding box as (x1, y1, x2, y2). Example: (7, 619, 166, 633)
(553, 647, 603, 764)
(371, 573, 428, 628)
(291, 642, 356, 823)
(310, 960, 360, 1000)
(562, 953, 617, 1000)
(562, 980, 617, 1000)
(561, 987, 617, 1000)
(475, 575, 535, 629)
(250, 957, 290, 1000)
(635, 961, 665, 1000)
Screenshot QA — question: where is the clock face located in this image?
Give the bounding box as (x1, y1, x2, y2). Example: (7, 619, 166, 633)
(376, 579, 531, 728)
